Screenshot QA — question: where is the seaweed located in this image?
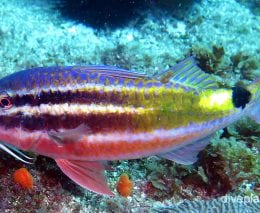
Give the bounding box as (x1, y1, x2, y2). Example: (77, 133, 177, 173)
(230, 52, 259, 81)
(141, 131, 259, 200)
(230, 52, 249, 69)
(191, 45, 225, 75)
(241, 59, 259, 81)
(225, 118, 260, 147)
(142, 171, 181, 201)
(198, 148, 233, 197)
(212, 45, 225, 63)
(209, 137, 259, 194)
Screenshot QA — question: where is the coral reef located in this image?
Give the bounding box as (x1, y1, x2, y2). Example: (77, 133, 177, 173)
(137, 128, 259, 202)
(152, 196, 260, 212)
(236, 0, 260, 15)
(0, 154, 82, 211)
(190, 46, 259, 88)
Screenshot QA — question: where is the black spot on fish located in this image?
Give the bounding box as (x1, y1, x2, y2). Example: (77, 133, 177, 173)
(232, 86, 251, 109)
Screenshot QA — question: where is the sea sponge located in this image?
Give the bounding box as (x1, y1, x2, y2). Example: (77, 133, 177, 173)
(13, 167, 33, 189)
(116, 173, 133, 197)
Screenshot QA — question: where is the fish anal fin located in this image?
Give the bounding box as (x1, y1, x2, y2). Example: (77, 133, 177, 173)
(48, 124, 90, 146)
(56, 159, 114, 196)
(158, 134, 213, 165)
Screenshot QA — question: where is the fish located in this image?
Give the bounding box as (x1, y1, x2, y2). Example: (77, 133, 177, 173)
(0, 57, 259, 196)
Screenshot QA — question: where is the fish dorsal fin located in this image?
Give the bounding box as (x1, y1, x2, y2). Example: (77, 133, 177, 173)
(156, 57, 217, 90)
(56, 159, 114, 196)
(158, 134, 213, 165)
(73, 65, 147, 80)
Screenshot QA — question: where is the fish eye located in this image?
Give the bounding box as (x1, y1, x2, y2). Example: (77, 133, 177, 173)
(0, 96, 12, 109)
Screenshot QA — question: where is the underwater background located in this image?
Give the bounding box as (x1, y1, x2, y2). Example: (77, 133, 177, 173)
(0, 0, 259, 212)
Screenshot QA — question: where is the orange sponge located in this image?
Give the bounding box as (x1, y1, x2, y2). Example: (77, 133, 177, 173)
(13, 168, 33, 190)
(116, 173, 133, 197)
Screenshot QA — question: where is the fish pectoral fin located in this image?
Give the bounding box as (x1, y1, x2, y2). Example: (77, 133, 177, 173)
(158, 134, 213, 165)
(56, 159, 114, 196)
(48, 124, 91, 145)
(155, 56, 217, 90)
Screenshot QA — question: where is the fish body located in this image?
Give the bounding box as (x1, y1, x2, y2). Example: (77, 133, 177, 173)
(0, 57, 259, 195)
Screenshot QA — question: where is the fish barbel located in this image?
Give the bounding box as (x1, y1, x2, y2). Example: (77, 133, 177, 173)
(0, 57, 259, 195)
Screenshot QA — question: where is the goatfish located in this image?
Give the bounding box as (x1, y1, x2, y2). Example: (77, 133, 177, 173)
(0, 57, 259, 196)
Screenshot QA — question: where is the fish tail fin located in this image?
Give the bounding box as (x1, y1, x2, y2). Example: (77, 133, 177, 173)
(247, 78, 260, 123)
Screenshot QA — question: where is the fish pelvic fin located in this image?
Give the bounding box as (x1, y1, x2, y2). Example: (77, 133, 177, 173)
(155, 56, 218, 90)
(56, 159, 114, 196)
